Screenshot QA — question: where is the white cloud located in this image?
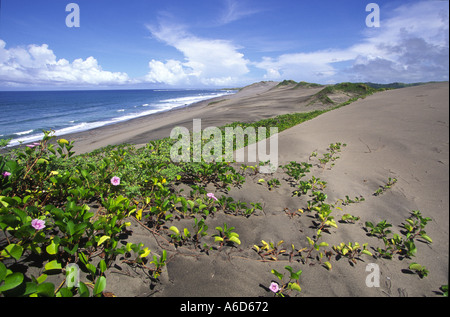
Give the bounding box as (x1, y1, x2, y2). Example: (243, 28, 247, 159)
(1, 1, 446, 89)
(255, 1, 449, 83)
(254, 50, 356, 82)
(144, 22, 250, 86)
(0, 40, 131, 88)
(343, 1, 449, 83)
(218, 0, 262, 25)
(145, 59, 190, 85)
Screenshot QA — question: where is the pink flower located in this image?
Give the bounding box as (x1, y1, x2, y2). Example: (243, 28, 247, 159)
(269, 282, 279, 293)
(2, 171, 11, 178)
(26, 142, 40, 148)
(207, 193, 218, 201)
(110, 176, 120, 186)
(31, 219, 46, 230)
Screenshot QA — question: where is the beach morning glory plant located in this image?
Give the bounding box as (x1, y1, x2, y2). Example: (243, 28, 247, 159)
(269, 282, 280, 293)
(2, 171, 11, 178)
(26, 142, 40, 148)
(111, 176, 121, 186)
(31, 219, 46, 230)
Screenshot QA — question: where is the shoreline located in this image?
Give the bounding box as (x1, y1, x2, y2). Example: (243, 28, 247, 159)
(66, 90, 239, 153)
(50, 80, 327, 154)
(2, 89, 237, 149)
(3, 82, 447, 158)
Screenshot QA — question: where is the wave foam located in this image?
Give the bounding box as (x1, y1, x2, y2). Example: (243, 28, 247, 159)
(7, 90, 235, 147)
(15, 129, 34, 136)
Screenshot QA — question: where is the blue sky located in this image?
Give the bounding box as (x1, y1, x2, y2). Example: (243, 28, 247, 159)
(0, 0, 448, 90)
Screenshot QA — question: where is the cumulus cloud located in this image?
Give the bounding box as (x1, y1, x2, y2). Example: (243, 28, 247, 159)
(346, 2, 449, 83)
(348, 35, 449, 83)
(145, 59, 190, 85)
(144, 22, 250, 86)
(0, 40, 130, 88)
(255, 1, 449, 83)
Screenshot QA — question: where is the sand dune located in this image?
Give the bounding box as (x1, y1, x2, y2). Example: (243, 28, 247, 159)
(84, 82, 449, 297)
(258, 82, 449, 296)
(67, 81, 328, 154)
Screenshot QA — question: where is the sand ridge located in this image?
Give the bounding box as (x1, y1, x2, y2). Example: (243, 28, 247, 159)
(73, 82, 449, 297)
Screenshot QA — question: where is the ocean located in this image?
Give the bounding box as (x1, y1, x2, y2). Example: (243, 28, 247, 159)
(0, 89, 234, 147)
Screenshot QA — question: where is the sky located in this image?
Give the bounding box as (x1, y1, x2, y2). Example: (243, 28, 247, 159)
(0, 0, 448, 90)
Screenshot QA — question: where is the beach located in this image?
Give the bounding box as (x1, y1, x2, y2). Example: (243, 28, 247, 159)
(2, 81, 448, 298)
(58, 81, 448, 297)
(64, 81, 328, 154)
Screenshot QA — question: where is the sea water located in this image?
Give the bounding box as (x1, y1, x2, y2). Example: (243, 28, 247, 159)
(0, 89, 234, 147)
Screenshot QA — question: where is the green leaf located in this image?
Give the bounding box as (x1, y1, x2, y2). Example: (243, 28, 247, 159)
(284, 266, 293, 273)
(288, 282, 301, 292)
(78, 282, 90, 297)
(324, 261, 332, 271)
(187, 200, 195, 209)
(93, 276, 106, 296)
(37, 282, 56, 297)
(169, 226, 179, 235)
(0, 272, 24, 293)
(36, 274, 47, 284)
(64, 244, 78, 256)
(229, 236, 241, 245)
(97, 235, 110, 246)
(271, 269, 283, 281)
(214, 236, 224, 243)
(140, 247, 151, 258)
(161, 249, 167, 263)
(86, 263, 96, 276)
(66, 220, 75, 236)
(44, 260, 62, 273)
(78, 252, 88, 265)
(420, 233, 433, 243)
(36, 158, 49, 165)
(405, 240, 417, 255)
(0, 262, 6, 282)
(405, 219, 415, 226)
(325, 220, 338, 228)
(0, 196, 10, 208)
(361, 249, 373, 257)
(23, 282, 38, 296)
(229, 232, 239, 238)
(74, 222, 88, 234)
(285, 266, 302, 280)
(409, 263, 422, 271)
(57, 287, 73, 297)
(404, 224, 413, 232)
(46, 240, 59, 255)
(99, 260, 107, 274)
(2, 244, 23, 261)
